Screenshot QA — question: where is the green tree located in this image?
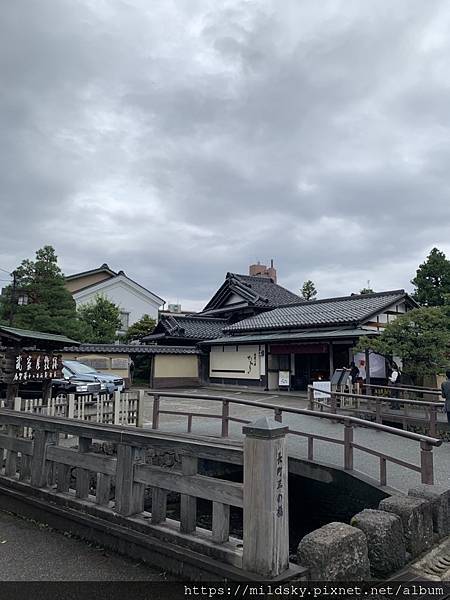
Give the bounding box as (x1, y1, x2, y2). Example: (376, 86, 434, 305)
(300, 280, 317, 301)
(411, 247, 450, 306)
(122, 314, 156, 342)
(0, 246, 83, 339)
(357, 306, 450, 381)
(359, 287, 374, 295)
(77, 295, 122, 344)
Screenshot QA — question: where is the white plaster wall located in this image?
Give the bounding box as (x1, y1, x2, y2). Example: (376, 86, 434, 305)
(210, 345, 261, 380)
(74, 280, 160, 325)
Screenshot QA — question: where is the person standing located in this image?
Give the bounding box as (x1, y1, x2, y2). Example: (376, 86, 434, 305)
(441, 370, 450, 426)
(388, 363, 400, 409)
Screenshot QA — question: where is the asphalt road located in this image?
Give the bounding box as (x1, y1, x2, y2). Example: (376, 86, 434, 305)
(0, 510, 168, 581)
(142, 387, 450, 493)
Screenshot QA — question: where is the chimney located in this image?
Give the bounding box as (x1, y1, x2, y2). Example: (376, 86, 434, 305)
(249, 261, 277, 283)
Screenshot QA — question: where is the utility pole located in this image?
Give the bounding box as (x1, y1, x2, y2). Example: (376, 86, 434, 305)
(9, 270, 17, 326)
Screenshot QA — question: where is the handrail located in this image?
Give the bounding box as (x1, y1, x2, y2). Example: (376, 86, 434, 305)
(311, 387, 445, 408)
(147, 390, 441, 446)
(146, 390, 441, 486)
(362, 382, 441, 395)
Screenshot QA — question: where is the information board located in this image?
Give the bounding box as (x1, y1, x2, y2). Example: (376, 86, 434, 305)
(313, 380, 332, 399)
(278, 370, 290, 387)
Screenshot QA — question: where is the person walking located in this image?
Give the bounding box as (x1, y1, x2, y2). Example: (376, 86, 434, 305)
(441, 370, 450, 426)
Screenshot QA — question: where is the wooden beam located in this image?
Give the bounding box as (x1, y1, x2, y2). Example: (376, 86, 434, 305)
(180, 455, 197, 534)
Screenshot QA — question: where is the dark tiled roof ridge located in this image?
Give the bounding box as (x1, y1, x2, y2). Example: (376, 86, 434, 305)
(275, 289, 407, 308)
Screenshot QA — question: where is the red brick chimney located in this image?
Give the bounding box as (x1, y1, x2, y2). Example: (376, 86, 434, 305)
(249, 260, 277, 283)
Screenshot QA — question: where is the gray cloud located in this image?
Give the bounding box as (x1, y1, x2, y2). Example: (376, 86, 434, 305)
(1, 0, 450, 310)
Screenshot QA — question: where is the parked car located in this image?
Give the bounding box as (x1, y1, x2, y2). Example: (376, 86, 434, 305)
(62, 360, 125, 394)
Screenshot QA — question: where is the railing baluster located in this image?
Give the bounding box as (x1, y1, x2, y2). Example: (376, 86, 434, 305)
(115, 444, 145, 516)
(152, 394, 160, 430)
(307, 437, 314, 460)
(180, 455, 197, 534)
(76, 436, 92, 499)
(221, 400, 229, 437)
(151, 487, 167, 524)
(187, 414, 193, 433)
(212, 501, 230, 543)
(343, 420, 353, 471)
(380, 457, 387, 486)
(96, 473, 112, 505)
(429, 404, 437, 437)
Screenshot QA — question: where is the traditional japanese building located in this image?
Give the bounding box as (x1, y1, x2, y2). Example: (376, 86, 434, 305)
(199, 290, 417, 390)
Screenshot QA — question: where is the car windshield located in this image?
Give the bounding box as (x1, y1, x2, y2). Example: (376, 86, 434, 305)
(64, 361, 97, 375)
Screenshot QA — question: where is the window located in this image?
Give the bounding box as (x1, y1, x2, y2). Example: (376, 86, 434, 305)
(268, 354, 290, 371)
(120, 312, 130, 331)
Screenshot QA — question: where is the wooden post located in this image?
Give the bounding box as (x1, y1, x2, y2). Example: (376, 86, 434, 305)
(180, 455, 198, 534)
(242, 417, 289, 578)
(420, 441, 434, 485)
(152, 394, 160, 430)
(115, 444, 145, 515)
(307, 385, 314, 410)
(113, 391, 121, 425)
(274, 408, 282, 423)
(76, 437, 92, 499)
(344, 420, 354, 471)
(31, 430, 53, 487)
(429, 405, 437, 438)
(137, 390, 145, 428)
(328, 342, 334, 379)
(375, 399, 382, 424)
(96, 474, 112, 505)
(151, 488, 167, 524)
(221, 400, 229, 438)
(212, 502, 230, 543)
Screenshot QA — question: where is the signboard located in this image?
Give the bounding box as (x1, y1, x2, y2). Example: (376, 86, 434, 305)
(278, 370, 290, 387)
(313, 381, 331, 399)
(12, 352, 63, 383)
(353, 352, 386, 379)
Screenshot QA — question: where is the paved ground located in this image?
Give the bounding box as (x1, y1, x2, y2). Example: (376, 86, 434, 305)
(0, 510, 168, 581)
(142, 387, 450, 493)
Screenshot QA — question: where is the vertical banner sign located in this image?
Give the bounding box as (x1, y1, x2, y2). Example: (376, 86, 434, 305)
(12, 352, 63, 382)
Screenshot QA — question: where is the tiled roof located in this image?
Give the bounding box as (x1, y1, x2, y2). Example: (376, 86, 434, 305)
(0, 326, 80, 345)
(63, 344, 199, 355)
(144, 315, 227, 341)
(202, 272, 301, 313)
(200, 327, 380, 345)
(224, 290, 407, 333)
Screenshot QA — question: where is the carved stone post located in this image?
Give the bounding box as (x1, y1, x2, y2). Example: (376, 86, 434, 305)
(242, 417, 289, 577)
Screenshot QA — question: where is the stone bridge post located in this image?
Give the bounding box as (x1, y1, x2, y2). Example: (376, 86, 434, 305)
(242, 416, 289, 577)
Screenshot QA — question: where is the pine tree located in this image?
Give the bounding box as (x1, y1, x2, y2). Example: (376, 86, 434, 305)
(122, 314, 156, 342)
(411, 248, 450, 306)
(300, 280, 317, 301)
(0, 246, 83, 340)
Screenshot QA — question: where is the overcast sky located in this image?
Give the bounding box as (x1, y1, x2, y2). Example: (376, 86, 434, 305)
(1, 1, 449, 310)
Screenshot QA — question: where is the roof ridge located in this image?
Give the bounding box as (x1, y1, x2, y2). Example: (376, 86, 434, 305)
(281, 289, 406, 308)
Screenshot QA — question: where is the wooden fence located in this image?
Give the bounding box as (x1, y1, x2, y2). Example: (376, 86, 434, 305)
(148, 390, 442, 487)
(0, 390, 144, 429)
(0, 408, 302, 579)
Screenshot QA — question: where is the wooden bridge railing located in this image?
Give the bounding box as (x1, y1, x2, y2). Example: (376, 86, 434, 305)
(0, 408, 297, 579)
(308, 386, 445, 437)
(148, 390, 442, 487)
(361, 382, 442, 399)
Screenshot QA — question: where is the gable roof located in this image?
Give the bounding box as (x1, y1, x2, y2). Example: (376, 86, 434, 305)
(202, 272, 301, 314)
(66, 263, 117, 282)
(224, 290, 412, 333)
(71, 272, 165, 306)
(143, 315, 227, 341)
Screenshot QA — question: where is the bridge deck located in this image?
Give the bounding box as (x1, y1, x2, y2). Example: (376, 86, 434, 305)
(142, 388, 450, 493)
(0, 509, 168, 581)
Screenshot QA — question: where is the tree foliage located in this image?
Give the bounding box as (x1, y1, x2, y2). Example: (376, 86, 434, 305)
(0, 245, 83, 340)
(359, 287, 374, 295)
(411, 247, 450, 307)
(122, 314, 156, 342)
(300, 280, 317, 301)
(77, 295, 122, 344)
(357, 306, 450, 380)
